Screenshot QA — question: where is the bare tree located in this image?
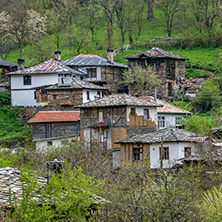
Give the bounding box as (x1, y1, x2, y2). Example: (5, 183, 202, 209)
(145, 0, 154, 20)
(97, 0, 119, 49)
(156, 0, 181, 37)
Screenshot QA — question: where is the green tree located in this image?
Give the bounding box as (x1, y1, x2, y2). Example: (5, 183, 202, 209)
(122, 64, 160, 95)
(197, 79, 221, 111)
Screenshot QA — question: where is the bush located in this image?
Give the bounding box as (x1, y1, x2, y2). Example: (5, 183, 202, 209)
(0, 92, 11, 105)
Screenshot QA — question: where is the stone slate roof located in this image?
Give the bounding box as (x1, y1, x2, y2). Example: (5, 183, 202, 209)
(140, 97, 191, 114)
(75, 93, 163, 108)
(117, 128, 202, 144)
(27, 111, 80, 123)
(45, 77, 108, 91)
(8, 59, 83, 76)
(63, 54, 127, 68)
(0, 59, 17, 68)
(124, 47, 189, 60)
(0, 167, 46, 208)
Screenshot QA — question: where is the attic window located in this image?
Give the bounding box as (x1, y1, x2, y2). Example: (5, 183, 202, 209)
(23, 76, 31, 85)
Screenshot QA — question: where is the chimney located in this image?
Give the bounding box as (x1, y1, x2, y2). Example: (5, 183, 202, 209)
(107, 49, 114, 64)
(54, 50, 61, 62)
(18, 59, 25, 70)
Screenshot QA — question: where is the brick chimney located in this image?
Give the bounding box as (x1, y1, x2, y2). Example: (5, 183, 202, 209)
(18, 59, 25, 70)
(54, 50, 61, 62)
(107, 49, 114, 64)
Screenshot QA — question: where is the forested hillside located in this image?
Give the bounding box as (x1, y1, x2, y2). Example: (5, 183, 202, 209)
(1, 0, 222, 71)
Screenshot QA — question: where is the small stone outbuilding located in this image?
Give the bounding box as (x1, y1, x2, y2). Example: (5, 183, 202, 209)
(125, 47, 189, 97)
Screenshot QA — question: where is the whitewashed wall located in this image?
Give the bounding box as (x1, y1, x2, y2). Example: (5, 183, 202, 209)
(126, 106, 158, 126)
(150, 142, 195, 168)
(11, 74, 58, 106)
(82, 89, 103, 103)
(36, 136, 78, 152)
(158, 114, 186, 129)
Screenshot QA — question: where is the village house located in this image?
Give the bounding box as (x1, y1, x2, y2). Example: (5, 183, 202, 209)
(27, 111, 80, 151)
(140, 97, 191, 129)
(34, 77, 109, 109)
(124, 47, 189, 97)
(7, 51, 84, 107)
(63, 50, 128, 93)
(76, 93, 162, 166)
(117, 127, 202, 168)
(0, 59, 18, 92)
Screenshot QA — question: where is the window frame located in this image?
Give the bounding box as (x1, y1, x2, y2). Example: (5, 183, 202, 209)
(184, 147, 191, 157)
(131, 108, 136, 116)
(158, 116, 165, 128)
(87, 68, 97, 78)
(133, 147, 143, 161)
(144, 109, 149, 120)
(87, 91, 90, 100)
(175, 116, 183, 125)
(159, 147, 169, 160)
(23, 75, 31, 85)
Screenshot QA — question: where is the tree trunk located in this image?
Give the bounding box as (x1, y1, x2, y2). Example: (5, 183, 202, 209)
(147, 0, 154, 20)
(90, 27, 94, 42)
(128, 27, 134, 45)
(19, 46, 22, 59)
(121, 27, 125, 48)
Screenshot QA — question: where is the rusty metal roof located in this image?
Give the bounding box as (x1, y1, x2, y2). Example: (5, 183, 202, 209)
(8, 59, 83, 76)
(27, 111, 80, 123)
(125, 47, 189, 60)
(76, 93, 163, 108)
(117, 128, 202, 144)
(45, 77, 108, 91)
(140, 97, 191, 114)
(63, 54, 128, 68)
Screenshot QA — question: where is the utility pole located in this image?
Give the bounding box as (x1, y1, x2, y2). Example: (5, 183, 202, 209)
(160, 137, 163, 168)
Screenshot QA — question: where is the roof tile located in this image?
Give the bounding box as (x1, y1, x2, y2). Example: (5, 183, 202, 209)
(27, 111, 80, 123)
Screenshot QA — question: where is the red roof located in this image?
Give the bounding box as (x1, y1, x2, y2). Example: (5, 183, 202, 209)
(140, 97, 191, 114)
(88, 122, 108, 128)
(27, 111, 80, 123)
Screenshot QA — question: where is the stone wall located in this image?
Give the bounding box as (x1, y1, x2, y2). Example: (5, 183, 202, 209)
(101, 67, 125, 93)
(47, 90, 83, 107)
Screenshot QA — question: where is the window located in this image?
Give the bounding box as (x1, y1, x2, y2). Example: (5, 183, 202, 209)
(87, 91, 90, 100)
(97, 91, 101, 97)
(184, 147, 191, 157)
(87, 68, 96, 78)
(34, 91, 36, 100)
(133, 148, 143, 161)
(131, 108, 136, 116)
(158, 116, 165, 128)
(175, 117, 183, 125)
(47, 141, 53, 146)
(98, 111, 103, 122)
(53, 95, 57, 100)
(159, 147, 169, 160)
(23, 76, 31, 85)
(144, 109, 149, 120)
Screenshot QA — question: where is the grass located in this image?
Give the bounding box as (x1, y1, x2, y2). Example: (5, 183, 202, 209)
(0, 106, 32, 147)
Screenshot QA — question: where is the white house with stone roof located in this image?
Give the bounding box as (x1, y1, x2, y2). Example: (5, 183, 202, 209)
(7, 54, 84, 106)
(140, 97, 191, 129)
(117, 128, 203, 168)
